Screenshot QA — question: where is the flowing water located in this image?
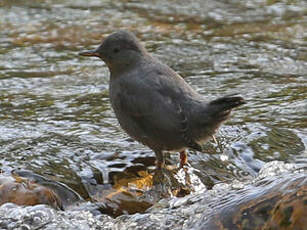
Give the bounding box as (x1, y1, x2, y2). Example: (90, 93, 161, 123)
(0, 0, 306, 218)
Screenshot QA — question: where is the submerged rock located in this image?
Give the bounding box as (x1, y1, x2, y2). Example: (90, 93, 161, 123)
(12, 170, 82, 209)
(88, 166, 205, 217)
(0, 174, 63, 210)
(0, 161, 306, 230)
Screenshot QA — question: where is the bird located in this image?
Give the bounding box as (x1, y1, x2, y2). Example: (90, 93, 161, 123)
(79, 30, 245, 170)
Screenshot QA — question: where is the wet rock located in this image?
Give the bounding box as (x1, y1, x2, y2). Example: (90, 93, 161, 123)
(0, 174, 63, 210)
(263, 185, 307, 230)
(12, 170, 82, 208)
(199, 175, 306, 230)
(151, 166, 206, 200)
(0, 161, 306, 230)
(0, 203, 113, 230)
(89, 167, 204, 217)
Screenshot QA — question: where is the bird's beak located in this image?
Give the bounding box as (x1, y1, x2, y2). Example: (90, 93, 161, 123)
(79, 49, 100, 57)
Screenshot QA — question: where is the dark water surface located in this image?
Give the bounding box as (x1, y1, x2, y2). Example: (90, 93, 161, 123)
(0, 0, 306, 214)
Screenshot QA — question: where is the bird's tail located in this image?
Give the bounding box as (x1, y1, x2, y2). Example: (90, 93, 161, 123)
(208, 95, 245, 122)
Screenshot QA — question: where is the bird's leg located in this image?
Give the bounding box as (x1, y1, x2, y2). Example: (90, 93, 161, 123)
(155, 150, 165, 169)
(179, 150, 188, 168)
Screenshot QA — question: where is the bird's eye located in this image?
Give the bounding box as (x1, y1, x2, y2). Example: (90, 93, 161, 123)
(113, 47, 120, 53)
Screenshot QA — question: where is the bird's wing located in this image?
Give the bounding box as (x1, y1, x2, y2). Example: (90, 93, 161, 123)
(116, 67, 202, 151)
(118, 75, 182, 133)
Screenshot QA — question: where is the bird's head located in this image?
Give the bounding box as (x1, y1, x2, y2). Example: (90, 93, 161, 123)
(79, 30, 146, 74)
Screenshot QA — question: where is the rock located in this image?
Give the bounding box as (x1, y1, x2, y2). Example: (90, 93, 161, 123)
(0, 161, 306, 230)
(0, 174, 63, 210)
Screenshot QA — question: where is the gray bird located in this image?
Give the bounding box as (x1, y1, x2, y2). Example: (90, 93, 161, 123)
(79, 31, 245, 170)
